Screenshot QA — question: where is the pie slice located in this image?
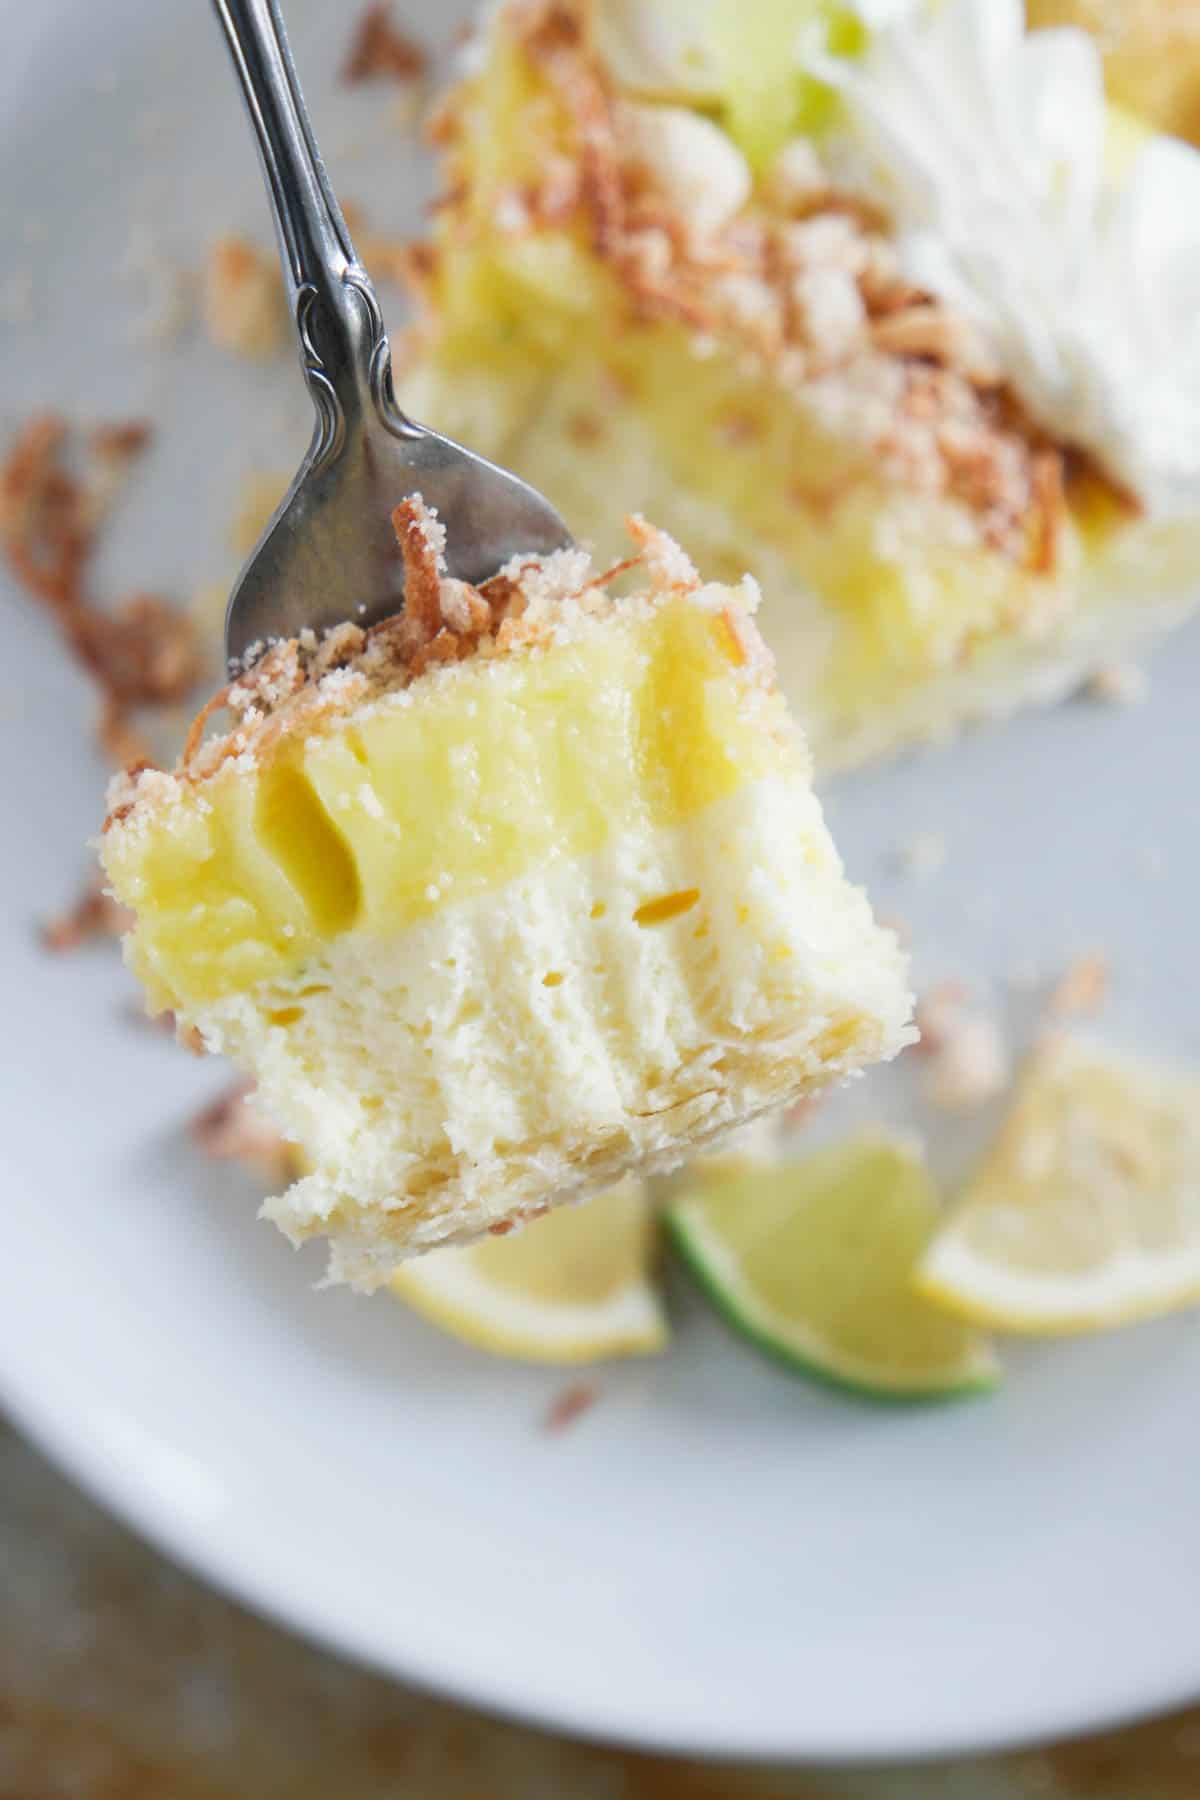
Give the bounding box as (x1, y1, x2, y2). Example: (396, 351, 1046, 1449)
(101, 501, 912, 1288)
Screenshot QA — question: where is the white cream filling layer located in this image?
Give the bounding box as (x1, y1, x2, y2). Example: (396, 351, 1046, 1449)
(192, 776, 912, 1288)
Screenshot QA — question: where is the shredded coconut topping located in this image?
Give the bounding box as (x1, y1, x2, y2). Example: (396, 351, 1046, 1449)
(104, 498, 754, 817)
(626, 512, 699, 592)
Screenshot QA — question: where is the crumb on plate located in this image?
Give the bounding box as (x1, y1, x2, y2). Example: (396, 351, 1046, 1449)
(203, 235, 286, 359)
(1084, 663, 1149, 707)
(915, 984, 1010, 1112)
(342, 4, 427, 85)
(0, 414, 202, 764)
(189, 1078, 297, 1187)
(40, 868, 131, 953)
(1048, 951, 1111, 1018)
(544, 1382, 599, 1433)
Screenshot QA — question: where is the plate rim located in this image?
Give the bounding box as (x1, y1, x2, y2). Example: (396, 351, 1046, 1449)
(6, 0, 1200, 1764)
(3, 1348, 1195, 1765)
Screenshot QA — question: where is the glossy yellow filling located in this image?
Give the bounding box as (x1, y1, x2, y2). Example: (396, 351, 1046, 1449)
(419, 278, 1087, 721)
(103, 597, 798, 1014)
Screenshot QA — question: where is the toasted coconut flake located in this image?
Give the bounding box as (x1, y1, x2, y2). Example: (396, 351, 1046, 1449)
(1028, 448, 1066, 575)
(90, 420, 153, 462)
(0, 413, 90, 607)
(913, 980, 970, 1056)
(342, 3, 427, 84)
(1, 416, 202, 765)
(391, 493, 450, 639)
(40, 869, 132, 953)
(625, 513, 699, 592)
(1048, 952, 1111, 1019)
(1084, 662, 1149, 707)
(203, 235, 286, 359)
(921, 1000, 1010, 1112)
(544, 1380, 599, 1433)
(117, 506, 775, 806)
(190, 1078, 296, 1186)
(439, 577, 492, 635)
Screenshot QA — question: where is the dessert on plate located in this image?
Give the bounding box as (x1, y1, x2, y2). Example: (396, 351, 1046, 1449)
(101, 500, 912, 1288)
(398, 0, 1200, 769)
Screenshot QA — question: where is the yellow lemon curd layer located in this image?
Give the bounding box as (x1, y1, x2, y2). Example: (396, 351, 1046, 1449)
(103, 595, 793, 1017)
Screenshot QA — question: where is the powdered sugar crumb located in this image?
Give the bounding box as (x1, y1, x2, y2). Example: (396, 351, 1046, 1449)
(1084, 663, 1149, 707)
(625, 514, 699, 592)
(915, 983, 1009, 1112)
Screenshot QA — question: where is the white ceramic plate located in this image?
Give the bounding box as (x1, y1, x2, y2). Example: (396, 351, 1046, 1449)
(5, 0, 1200, 1763)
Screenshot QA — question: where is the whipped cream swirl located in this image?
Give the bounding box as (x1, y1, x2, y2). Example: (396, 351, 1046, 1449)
(811, 0, 1200, 513)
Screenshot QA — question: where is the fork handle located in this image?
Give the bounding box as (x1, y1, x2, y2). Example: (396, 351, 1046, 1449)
(211, 0, 414, 458)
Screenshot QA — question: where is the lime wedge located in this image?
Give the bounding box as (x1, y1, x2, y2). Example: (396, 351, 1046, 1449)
(667, 1136, 999, 1400)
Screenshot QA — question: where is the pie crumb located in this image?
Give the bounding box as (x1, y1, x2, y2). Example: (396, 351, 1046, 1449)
(203, 236, 286, 359)
(342, 4, 427, 85)
(1048, 951, 1110, 1018)
(913, 980, 970, 1056)
(916, 984, 1009, 1111)
(544, 1382, 599, 1433)
(190, 1079, 296, 1186)
(1084, 663, 1149, 707)
(40, 870, 131, 952)
(0, 414, 202, 764)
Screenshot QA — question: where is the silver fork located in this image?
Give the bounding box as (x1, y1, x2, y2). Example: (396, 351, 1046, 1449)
(212, 0, 573, 666)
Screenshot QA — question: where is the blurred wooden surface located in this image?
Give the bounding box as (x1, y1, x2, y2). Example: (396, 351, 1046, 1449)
(4, 1418, 1200, 1800)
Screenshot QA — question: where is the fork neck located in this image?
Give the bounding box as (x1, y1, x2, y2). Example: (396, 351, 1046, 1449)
(211, 0, 415, 459)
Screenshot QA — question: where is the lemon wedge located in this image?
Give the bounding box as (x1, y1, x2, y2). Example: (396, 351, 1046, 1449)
(667, 1135, 998, 1400)
(919, 1034, 1200, 1335)
(390, 1179, 668, 1362)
